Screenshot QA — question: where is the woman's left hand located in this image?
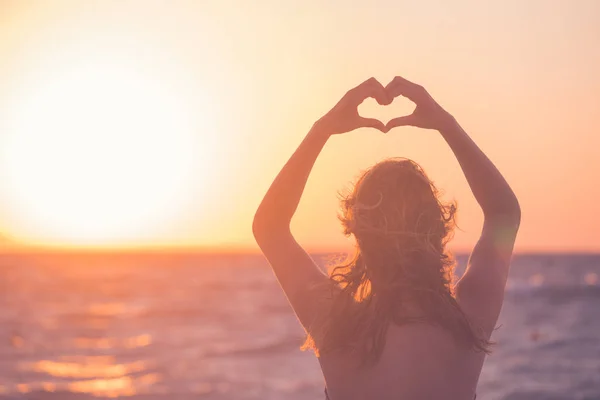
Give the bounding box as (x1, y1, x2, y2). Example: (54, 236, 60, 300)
(313, 77, 390, 136)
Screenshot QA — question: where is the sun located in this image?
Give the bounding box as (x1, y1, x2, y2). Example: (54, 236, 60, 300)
(1, 61, 205, 247)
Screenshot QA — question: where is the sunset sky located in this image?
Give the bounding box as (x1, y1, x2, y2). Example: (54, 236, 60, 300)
(0, 0, 598, 252)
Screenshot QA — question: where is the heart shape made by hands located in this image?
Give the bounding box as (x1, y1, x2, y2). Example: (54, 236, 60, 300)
(357, 93, 416, 126)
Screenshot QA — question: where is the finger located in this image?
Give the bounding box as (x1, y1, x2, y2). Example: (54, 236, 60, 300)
(385, 76, 417, 92)
(357, 117, 386, 132)
(385, 115, 418, 130)
(388, 75, 418, 87)
(347, 77, 390, 105)
(349, 78, 386, 102)
(385, 76, 423, 101)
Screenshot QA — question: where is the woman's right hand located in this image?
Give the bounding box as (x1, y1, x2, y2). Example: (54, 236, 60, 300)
(385, 76, 456, 132)
(312, 77, 391, 137)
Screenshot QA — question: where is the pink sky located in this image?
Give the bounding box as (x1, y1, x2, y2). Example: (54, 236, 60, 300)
(0, 1, 599, 252)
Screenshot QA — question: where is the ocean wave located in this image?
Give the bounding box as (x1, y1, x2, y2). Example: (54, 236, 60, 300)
(205, 337, 302, 358)
(507, 282, 600, 303)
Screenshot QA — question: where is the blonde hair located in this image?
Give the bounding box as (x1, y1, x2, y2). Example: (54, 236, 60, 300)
(303, 158, 491, 365)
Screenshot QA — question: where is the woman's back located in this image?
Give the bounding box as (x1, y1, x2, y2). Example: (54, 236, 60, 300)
(320, 319, 484, 400)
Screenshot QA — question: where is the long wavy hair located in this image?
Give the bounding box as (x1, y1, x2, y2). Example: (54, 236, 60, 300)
(302, 158, 491, 365)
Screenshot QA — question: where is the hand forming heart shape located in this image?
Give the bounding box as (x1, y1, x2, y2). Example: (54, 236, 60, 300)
(313, 77, 455, 136)
(357, 92, 415, 126)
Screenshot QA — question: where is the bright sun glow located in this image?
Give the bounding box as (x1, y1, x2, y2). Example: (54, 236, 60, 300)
(1, 61, 204, 246)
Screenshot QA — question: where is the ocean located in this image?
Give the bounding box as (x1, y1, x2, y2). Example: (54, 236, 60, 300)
(0, 252, 599, 400)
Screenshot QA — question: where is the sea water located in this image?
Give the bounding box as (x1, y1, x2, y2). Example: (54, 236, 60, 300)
(0, 252, 598, 400)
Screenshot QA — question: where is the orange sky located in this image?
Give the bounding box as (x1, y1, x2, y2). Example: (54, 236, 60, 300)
(0, 1, 599, 253)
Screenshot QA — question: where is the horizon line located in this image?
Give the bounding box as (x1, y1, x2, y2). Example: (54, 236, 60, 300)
(0, 245, 599, 256)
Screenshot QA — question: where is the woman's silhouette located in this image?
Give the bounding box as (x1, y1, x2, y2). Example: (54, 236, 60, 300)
(253, 76, 521, 400)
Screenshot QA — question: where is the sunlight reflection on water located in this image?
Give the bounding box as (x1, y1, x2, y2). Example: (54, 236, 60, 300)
(30, 358, 147, 379)
(15, 355, 162, 397)
(10, 374, 161, 397)
(73, 333, 152, 349)
(14, 335, 159, 397)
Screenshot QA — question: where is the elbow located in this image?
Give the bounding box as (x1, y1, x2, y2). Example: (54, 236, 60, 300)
(252, 214, 267, 242)
(252, 212, 289, 243)
(513, 201, 522, 225)
(505, 195, 521, 225)
(506, 205, 521, 231)
(252, 204, 271, 241)
(484, 197, 521, 229)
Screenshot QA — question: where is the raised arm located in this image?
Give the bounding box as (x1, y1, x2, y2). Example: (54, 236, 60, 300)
(386, 76, 521, 335)
(253, 78, 389, 328)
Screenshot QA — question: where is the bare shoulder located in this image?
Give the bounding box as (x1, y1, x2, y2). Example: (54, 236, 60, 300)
(254, 227, 335, 330)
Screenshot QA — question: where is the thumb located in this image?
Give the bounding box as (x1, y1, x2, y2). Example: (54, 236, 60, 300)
(357, 117, 386, 132)
(386, 114, 418, 130)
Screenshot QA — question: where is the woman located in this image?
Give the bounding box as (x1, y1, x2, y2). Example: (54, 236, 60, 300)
(253, 76, 521, 400)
